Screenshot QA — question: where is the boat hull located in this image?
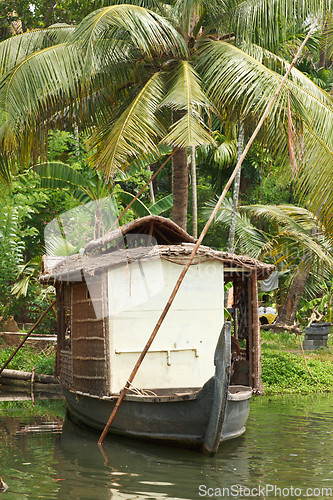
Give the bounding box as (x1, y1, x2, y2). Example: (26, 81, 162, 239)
(63, 383, 251, 451)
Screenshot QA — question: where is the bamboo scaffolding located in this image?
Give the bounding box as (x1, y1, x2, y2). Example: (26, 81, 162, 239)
(98, 21, 318, 445)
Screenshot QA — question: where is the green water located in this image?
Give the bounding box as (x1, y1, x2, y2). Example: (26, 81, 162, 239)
(1, 392, 333, 499)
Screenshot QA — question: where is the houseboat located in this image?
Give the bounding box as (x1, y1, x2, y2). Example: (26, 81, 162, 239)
(40, 215, 275, 456)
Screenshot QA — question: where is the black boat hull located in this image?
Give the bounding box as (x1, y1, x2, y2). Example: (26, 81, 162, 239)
(63, 383, 251, 451)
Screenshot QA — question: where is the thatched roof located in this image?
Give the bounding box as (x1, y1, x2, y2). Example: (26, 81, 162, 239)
(84, 215, 196, 255)
(40, 216, 275, 282)
(41, 243, 275, 283)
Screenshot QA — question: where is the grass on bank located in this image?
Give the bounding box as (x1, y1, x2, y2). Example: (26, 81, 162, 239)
(261, 331, 333, 395)
(0, 345, 55, 375)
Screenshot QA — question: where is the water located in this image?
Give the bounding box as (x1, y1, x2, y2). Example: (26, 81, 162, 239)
(1, 392, 333, 499)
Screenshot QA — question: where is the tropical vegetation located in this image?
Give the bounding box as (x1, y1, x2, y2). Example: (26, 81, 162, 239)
(1, 1, 333, 339)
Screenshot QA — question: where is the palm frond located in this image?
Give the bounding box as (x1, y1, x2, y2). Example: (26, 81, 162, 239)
(125, 144, 172, 174)
(197, 39, 333, 176)
(213, 139, 237, 167)
(149, 194, 174, 214)
(11, 258, 42, 298)
(0, 25, 74, 77)
(161, 60, 215, 147)
(36, 161, 113, 203)
(116, 190, 173, 217)
(260, 229, 333, 272)
(36, 162, 91, 191)
(45, 235, 80, 256)
(170, 0, 205, 35)
(230, 0, 327, 51)
(69, 4, 187, 81)
(240, 41, 333, 107)
(242, 204, 320, 235)
(241, 203, 333, 273)
(201, 196, 268, 257)
(163, 114, 214, 147)
(295, 126, 333, 232)
(198, 40, 333, 127)
(95, 0, 169, 16)
(117, 190, 151, 217)
(88, 72, 166, 178)
(0, 43, 83, 164)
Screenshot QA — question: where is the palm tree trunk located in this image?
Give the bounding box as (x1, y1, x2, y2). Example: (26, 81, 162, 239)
(172, 147, 188, 231)
(276, 256, 311, 326)
(191, 146, 197, 238)
(227, 123, 244, 252)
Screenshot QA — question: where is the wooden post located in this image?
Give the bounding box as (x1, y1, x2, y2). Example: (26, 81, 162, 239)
(97, 22, 317, 444)
(31, 367, 35, 405)
(251, 271, 263, 394)
(55, 284, 65, 377)
(247, 277, 253, 388)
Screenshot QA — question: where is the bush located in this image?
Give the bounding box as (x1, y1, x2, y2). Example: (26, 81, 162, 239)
(262, 349, 333, 395)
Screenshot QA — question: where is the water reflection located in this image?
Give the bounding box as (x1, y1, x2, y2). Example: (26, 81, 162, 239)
(1, 394, 333, 499)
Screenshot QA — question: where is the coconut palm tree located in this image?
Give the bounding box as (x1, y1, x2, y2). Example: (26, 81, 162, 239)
(1, 1, 333, 233)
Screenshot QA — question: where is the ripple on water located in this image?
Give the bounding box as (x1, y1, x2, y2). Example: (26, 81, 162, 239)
(1, 393, 333, 499)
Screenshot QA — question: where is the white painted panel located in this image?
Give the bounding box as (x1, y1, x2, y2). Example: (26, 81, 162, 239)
(108, 259, 224, 392)
(108, 258, 164, 315)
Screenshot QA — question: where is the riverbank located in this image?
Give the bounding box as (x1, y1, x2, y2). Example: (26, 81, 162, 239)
(261, 330, 333, 395)
(1, 332, 333, 395)
(0, 345, 55, 375)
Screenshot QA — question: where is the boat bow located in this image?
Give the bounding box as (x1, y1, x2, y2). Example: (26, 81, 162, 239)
(201, 321, 232, 456)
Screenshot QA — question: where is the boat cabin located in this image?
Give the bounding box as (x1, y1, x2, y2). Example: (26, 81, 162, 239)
(41, 215, 275, 398)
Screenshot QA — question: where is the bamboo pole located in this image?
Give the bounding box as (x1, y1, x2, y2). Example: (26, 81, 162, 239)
(0, 300, 56, 376)
(98, 21, 317, 445)
(251, 270, 263, 393)
(107, 149, 178, 234)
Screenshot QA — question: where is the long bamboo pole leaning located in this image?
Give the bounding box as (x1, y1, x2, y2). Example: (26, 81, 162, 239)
(98, 21, 317, 445)
(107, 148, 178, 234)
(0, 300, 56, 376)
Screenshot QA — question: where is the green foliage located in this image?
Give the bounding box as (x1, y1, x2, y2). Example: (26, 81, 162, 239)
(116, 163, 155, 206)
(262, 348, 333, 394)
(296, 282, 333, 325)
(11, 258, 42, 298)
(243, 151, 297, 206)
(296, 60, 333, 92)
(12, 169, 77, 259)
(260, 330, 333, 394)
(0, 346, 55, 375)
(0, 167, 74, 322)
(0, 1, 109, 39)
(0, 204, 25, 319)
(0, 398, 65, 418)
(197, 134, 265, 198)
(47, 130, 82, 163)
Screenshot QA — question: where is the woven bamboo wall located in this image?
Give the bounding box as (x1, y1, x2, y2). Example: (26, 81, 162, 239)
(60, 349, 73, 389)
(71, 277, 108, 395)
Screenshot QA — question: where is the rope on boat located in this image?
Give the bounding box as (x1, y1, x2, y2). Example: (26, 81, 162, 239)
(125, 381, 157, 397)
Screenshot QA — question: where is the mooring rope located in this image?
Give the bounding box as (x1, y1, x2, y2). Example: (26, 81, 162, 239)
(298, 335, 319, 384)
